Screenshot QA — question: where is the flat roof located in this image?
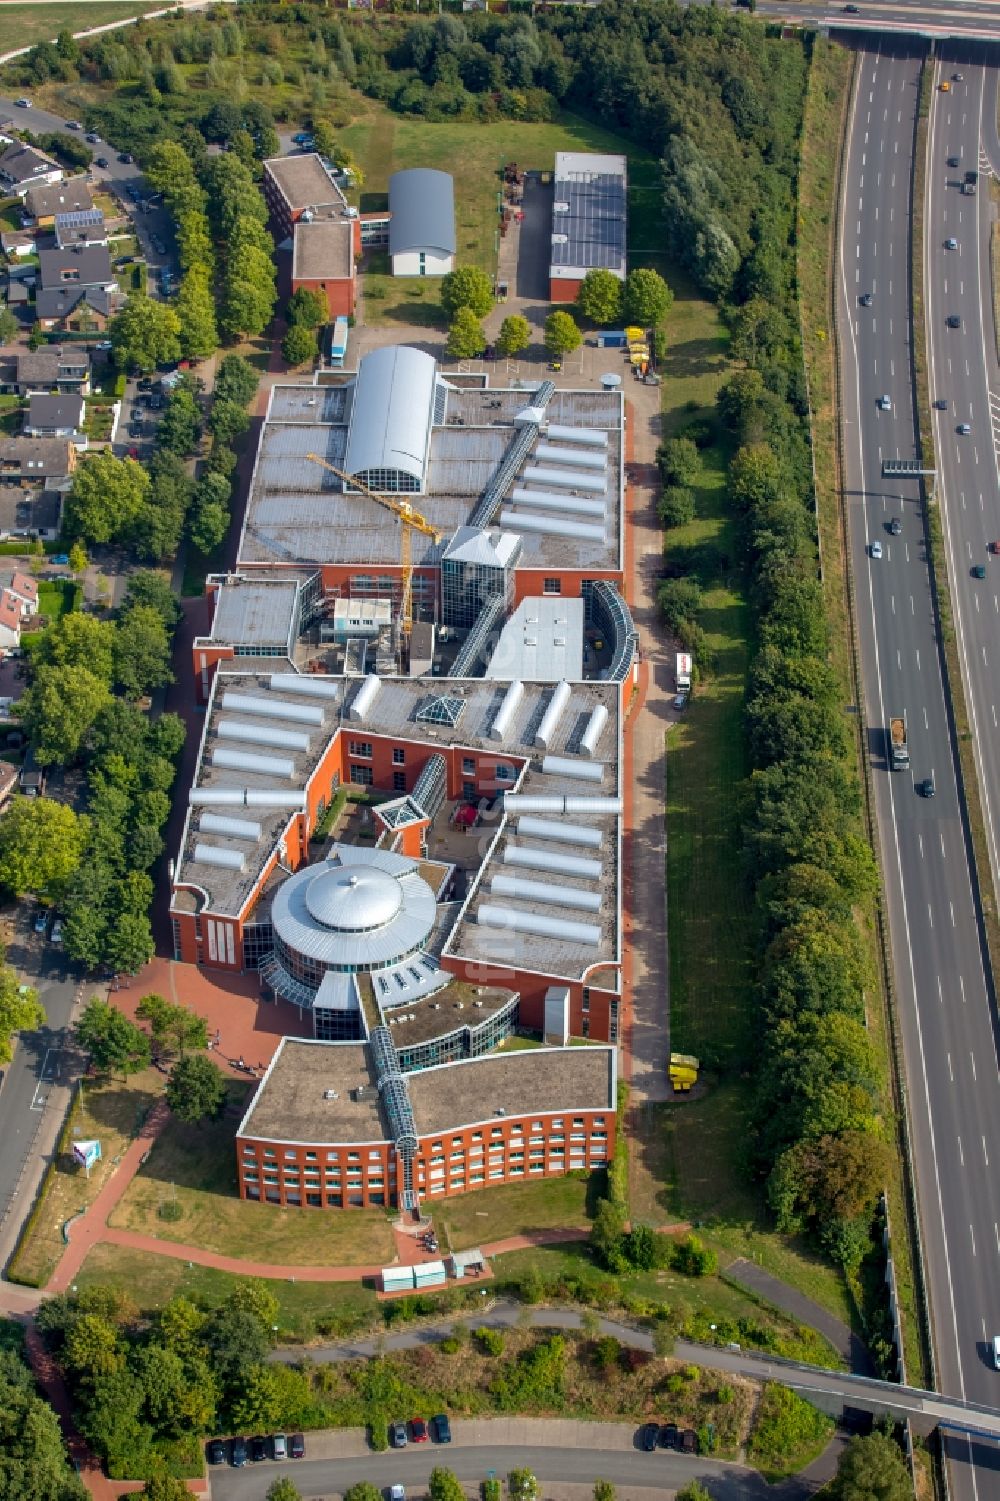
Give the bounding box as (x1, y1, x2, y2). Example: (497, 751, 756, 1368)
(237, 1037, 615, 1145)
(293, 218, 354, 282)
(238, 370, 623, 573)
(264, 153, 345, 213)
(238, 1039, 386, 1144)
(407, 1045, 615, 1136)
(211, 577, 299, 649)
(551, 151, 627, 281)
(371, 977, 517, 1051)
(486, 596, 584, 682)
(172, 668, 620, 933)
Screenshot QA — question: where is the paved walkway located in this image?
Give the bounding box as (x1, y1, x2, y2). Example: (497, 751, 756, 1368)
(726, 1258, 873, 1376)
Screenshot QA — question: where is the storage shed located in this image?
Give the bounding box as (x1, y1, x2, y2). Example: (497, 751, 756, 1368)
(388, 170, 456, 277)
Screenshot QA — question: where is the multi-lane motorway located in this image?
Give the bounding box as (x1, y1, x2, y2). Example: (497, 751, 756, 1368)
(837, 35, 1000, 1497)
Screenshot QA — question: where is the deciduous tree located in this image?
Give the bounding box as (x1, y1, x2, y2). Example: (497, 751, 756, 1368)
(166, 1053, 226, 1123)
(76, 998, 151, 1078)
(176, 268, 218, 360)
(446, 307, 486, 360)
(113, 604, 174, 698)
(576, 268, 623, 326)
(0, 796, 87, 900)
(281, 321, 318, 367)
(428, 1469, 466, 1501)
(64, 452, 151, 546)
(18, 665, 112, 764)
(543, 310, 581, 360)
(830, 1433, 911, 1501)
(440, 264, 493, 319)
(495, 313, 531, 358)
(214, 353, 258, 409)
(623, 267, 673, 327)
(0, 967, 44, 1064)
(286, 287, 328, 329)
(109, 293, 181, 373)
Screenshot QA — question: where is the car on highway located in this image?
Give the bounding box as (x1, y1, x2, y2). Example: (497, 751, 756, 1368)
(15, 98, 31, 108)
(990, 541, 1000, 555)
(659, 1422, 679, 1449)
(945, 237, 958, 250)
(953, 72, 964, 81)
(249, 1436, 266, 1462)
(870, 540, 883, 560)
(972, 564, 986, 578)
(958, 423, 972, 435)
(389, 1420, 407, 1449)
(860, 292, 873, 307)
(947, 155, 960, 168)
(230, 1437, 248, 1468)
(410, 1417, 429, 1443)
(889, 518, 902, 536)
(919, 776, 936, 798)
(946, 315, 962, 329)
(95, 157, 109, 169)
(206, 1440, 226, 1466)
(639, 1423, 659, 1451)
(431, 1413, 452, 1443)
(878, 393, 891, 410)
(843, 3, 858, 11)
(934, 398, 949, 410)
(290, 1434, 305, 1458)
(940, 79, 950, 92)
(391, 1489, 405, 1501)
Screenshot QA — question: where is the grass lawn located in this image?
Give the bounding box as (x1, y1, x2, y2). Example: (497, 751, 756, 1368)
(83, 398, 114, 442)
(342, 106, 659, 326)
(430, 1173, 600, 1253)
(36, 579, 80, 621)
(73, 1241, 380, 1341)
(9, 1069, 163, 1289)
(0, 4, 162, 53)
(109, 1086, 396, 1267)
(0, 395, 21, 436)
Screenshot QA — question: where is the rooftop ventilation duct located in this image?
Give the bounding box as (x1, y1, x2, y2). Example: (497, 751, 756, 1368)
(545, 423, 608, 448)
(503, 844, 602, 880)
(490, 873, 602, 913)
(516, 815, 602, 849)
(223, 690, 324, 727)
(509, 487, 606, 518)
(349, 675, 381, 722)
(476, 904, 600, 948)
(211, 747, 295, 779)
(218, 719, 310, 753)
(192, 843, 246, 871)
(502, 794, 622, 816)
(580, 704, 609, 758)
(500, 510, 605, 543)
(521, 466, 605, 493)
(188, 787, 307, 809)
(269, 673, 340, 700)
(534, 443, 606, 471)
(490, 679, 524, 743)
(534, 681, 572, 750)
(199, 812, 263, 841)
(541, 754, 604, 783)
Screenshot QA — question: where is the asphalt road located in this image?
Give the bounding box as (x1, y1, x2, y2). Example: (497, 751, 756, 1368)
(837, 37, 1000, 1498)
(925, 48, 1000, 896)
(0, 92, 177, 286)
(208, 1444, 772, 1501)
(753, 0, 1000, 42)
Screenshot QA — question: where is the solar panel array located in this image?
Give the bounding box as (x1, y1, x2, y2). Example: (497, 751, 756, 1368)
(551, 175, 627, 273)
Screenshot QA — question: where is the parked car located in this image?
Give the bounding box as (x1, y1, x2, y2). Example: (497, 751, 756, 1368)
(390, 1489, 405, 1501)
(673, 692, 689, 711)
(15, 98, 31, 108)
(95, 157, 109, 169)
(118, 151, 134, 163)
(50, 919, 63, 944)
(431, 1413, 452, 1444)
(249, 1436, 266, 1463)
(659, 1422, 679, 1450)
(33, 910, 47, 935)
(65, 120, 81, 130)
(272, 1434, 287, 1460)
(85, 131, 101, 142)
(206, 1440, 226, 1466)
(640, 1423, 659, 1452)
(389, 1421, 407, 1449)
(230, 1437, 248, 1468)
(151, 235, 167, 255)
(50, 554, 70, 566)
(410, 1417, 429, 1444)
(681, 1429, 698, 1454)
(149, 392, 164, 410)
(94, 340, 112, 350)
(290, 1434, 305, 1458)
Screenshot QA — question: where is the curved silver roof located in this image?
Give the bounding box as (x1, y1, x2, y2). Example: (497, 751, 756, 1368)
(343, 345, 437, 491)
(271, 844, 436, 970)
(388, 169, 456, 257)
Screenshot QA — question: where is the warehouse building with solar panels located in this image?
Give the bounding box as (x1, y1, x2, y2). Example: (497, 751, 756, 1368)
(548, 151, 627, 304)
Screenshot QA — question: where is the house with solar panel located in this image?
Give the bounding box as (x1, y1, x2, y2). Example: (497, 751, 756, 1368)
(549, 151, 627, 304)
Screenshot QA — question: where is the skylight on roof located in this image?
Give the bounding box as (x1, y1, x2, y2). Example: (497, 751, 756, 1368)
(415, 695, 466, 727)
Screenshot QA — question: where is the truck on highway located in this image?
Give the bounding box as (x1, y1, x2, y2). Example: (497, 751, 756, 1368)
(889, 713, 909, 771)
(676, 652, 692, 693)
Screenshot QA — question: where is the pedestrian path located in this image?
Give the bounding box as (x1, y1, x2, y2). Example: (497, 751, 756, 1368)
(726, 1258, 873, 1376)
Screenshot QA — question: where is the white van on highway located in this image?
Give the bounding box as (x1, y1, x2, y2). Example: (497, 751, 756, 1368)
(993, 1335, 1000, 1370)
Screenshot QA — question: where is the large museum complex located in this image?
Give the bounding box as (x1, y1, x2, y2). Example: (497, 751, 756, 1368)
(173, 333, 637, 1211)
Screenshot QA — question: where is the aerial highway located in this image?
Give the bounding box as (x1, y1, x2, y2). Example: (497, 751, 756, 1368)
(754, 0, 1000, 42)
(925, 47, 1000, 901)
(837, 37, 1000, 1497)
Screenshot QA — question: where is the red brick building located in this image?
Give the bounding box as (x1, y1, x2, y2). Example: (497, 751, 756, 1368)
(236, 1037, 616, 1211)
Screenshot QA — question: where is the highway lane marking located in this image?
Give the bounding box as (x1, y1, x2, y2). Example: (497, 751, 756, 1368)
(938, 974, 944, 1004)
(950, 901, 956, 926)
(959, 973, 966, 1005)
(928, 904, 934, 929)
(984, 1137, 989, 1169)
(971, 1053, 977, 1083)
(923, 706, 928, 727)
(941, 833, 947, 859)
(915, 648, 921, 671)
(949, 1052, 954, 1081)
(970, 1224, 976, 1258)
(959, 1135, 964, 1165)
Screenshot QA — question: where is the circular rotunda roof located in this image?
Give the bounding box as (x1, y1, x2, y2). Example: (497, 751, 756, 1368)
(305, 864, 403, 933)
(271, 844, 437, 972)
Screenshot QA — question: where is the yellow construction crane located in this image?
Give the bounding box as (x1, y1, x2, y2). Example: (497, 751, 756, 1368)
(305, 453, 442, 644)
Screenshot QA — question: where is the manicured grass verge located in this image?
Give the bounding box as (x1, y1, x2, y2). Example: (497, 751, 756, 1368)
(73, 1242, 381, 1341)
(0, 4, 162, 51)
(8, 1069, 162, 1288)
(430, 1173, 599, 1253)
(746, 1383, 835, 1482)
(109, 1088, 396, 1268)
(37, 578, 80, 621)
